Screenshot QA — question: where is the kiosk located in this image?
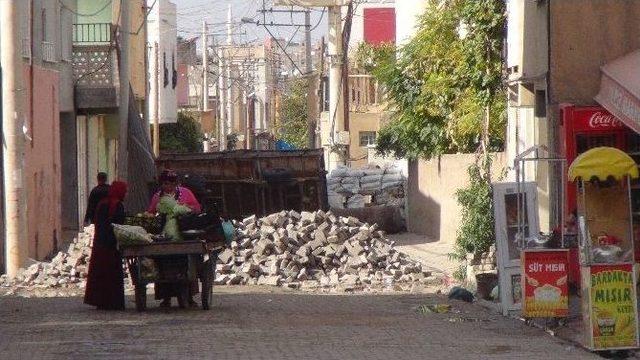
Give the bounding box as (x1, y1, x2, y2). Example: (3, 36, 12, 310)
(568, 147, 639, 351)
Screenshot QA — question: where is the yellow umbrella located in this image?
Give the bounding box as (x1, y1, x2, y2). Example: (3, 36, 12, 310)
(568, 147, 639, 181)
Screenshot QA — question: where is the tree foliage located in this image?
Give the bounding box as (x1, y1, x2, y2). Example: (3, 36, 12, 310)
(159, 111, 204, 153)
(278, 77, 310, 149)
(368, 0, 507, 160)
(450, 157, 496, 262)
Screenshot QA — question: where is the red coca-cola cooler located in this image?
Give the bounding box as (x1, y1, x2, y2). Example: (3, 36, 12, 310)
(560, 104, 640, 286)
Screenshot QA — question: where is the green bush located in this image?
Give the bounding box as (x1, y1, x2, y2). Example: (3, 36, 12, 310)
(158, 111, 203, 153)
(450, 158, 496, 280)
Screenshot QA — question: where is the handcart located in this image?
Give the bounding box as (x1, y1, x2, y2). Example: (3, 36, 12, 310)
(120, 240, 221, 311)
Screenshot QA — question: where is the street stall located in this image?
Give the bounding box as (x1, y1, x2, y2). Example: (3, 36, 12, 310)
(494, 146, 570, 318)
(568, 146, 639, 351)
(516, 146, 570, 319)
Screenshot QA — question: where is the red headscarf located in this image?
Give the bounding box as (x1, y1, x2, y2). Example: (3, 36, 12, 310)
(107, 181, 128, 216)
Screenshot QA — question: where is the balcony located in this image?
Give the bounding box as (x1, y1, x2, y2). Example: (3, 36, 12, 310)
(21, 38, 31, 59)
(348, 74, 382, 113)
(42, 41, 56, 63)
(72, 23, 118, 110)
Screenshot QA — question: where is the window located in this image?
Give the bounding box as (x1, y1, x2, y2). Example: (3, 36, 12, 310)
(41, 9, 47, 42)
(60, 8, 72, 62)
(359, 131, 376, 147)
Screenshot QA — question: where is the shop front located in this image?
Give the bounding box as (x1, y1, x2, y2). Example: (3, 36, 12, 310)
(559, 105, 640, 286)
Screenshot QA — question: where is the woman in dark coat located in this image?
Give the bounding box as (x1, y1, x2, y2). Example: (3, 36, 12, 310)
(84, 181, 128, 310)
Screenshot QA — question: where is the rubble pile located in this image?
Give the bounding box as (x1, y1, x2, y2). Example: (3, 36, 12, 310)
(1, 210, 436, 293)
(0, 227, 94, 289)
(327, 165, 405, 211)
(214, 210, 433, 289)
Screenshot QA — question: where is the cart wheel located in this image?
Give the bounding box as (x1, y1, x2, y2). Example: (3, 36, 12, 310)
(135, 284, 147, 312)
(177, 285, 188, 309)
(201, 259, 214, 310)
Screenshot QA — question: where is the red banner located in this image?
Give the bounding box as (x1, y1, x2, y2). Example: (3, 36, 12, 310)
(522, 250, 570, 317)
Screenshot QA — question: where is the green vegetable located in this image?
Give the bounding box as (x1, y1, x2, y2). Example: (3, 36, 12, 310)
(157, 195, 192, 241)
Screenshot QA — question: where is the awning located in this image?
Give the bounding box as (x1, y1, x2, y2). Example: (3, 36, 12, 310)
(568, 147, 639, 181)
(595, 50, 640, 134)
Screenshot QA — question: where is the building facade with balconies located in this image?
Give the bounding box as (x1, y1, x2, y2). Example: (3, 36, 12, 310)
(0, 0, 76, 271)
(73, 0, 148, 228)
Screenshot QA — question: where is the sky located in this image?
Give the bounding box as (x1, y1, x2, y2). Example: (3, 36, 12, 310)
(175, 0, 329, 45)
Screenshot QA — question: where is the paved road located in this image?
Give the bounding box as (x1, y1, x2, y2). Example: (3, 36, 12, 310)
(0, 290, 597, 360)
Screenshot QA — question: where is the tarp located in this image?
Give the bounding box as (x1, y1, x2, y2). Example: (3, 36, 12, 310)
(275, 140, 296, 151)
(568, 147, 639, 181)
(595, 50, 640, 134)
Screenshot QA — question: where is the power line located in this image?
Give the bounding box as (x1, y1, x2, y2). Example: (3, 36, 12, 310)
(59, 0, 112, 17)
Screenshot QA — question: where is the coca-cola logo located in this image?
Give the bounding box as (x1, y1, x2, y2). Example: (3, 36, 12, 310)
(588, 112, 622, 129)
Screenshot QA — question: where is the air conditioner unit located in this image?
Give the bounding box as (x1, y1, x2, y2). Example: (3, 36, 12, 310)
(273, 0, 350, 7)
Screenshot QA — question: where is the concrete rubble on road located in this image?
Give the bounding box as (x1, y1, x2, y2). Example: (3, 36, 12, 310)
(1, 211, 439, 293)
(0, 226, 96, 291)
(214, 210, 435, 290)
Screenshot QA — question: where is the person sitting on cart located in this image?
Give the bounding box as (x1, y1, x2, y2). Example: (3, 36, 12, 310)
(148, 169, 202, 308)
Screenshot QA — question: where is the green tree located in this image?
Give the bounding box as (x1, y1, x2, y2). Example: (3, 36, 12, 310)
(370, 0, 506, 160)
(278, 77, 310, 149)
(361, 1, 507, 279)
(158, 111, 204, 153)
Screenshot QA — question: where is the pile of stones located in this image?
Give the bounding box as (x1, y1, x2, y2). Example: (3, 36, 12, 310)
(214, 210, 433, 290)
(0, 227, 95, 289)
(1, 210, 436, 293)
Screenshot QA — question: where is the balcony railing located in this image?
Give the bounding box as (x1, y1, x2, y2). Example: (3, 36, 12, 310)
(349, 74, 381, 112)
(21, 38, 31, 59)
(42, 41, 56, 62)
(73, 23, 113, 44)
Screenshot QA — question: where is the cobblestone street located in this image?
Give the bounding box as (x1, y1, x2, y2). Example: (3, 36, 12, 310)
(0, 288, 597, 360)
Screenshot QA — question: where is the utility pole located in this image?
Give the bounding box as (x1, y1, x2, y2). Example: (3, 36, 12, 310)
(202, 21, 209, 111)
(304, 10, 312, 75)
(226, 5, 234, 141)
(304, 9, 316, 149)
(1, 0, 28, 276)
(327, 5, 344, 172)
(118, 0, 130, 181)
(341, 1, 354, 161)
(152, 42, 160, 157)
(218, 46, 227, 150)
(247, 95, 256, 149)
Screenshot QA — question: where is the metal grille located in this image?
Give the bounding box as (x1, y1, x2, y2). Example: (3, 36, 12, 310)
(21, 38, 31, 59)
(42, 41, 56, 62)
(73, 23, 113, 44)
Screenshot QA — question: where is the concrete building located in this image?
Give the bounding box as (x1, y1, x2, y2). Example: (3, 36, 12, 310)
(349, 0, 396, 47)
(505, 0, 640, 230)
(73, 0, 148, 228)
(147, 0, 178, 124)
(319, 0, 394, 168)
(394, 0, 427, 45)
(0, 0, 76, 271)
